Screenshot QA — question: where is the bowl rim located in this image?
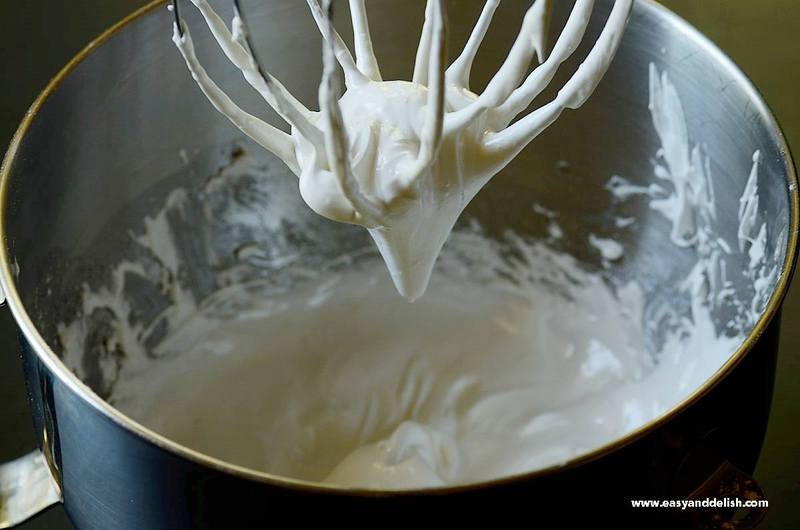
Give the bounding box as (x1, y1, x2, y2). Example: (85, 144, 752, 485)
(0, 0, 797, 496)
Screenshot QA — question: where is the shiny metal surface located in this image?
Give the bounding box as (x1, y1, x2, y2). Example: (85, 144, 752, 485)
(0, 0, 797, 527)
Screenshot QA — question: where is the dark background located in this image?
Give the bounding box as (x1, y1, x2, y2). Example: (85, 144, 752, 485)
(1, 1, 798, 528)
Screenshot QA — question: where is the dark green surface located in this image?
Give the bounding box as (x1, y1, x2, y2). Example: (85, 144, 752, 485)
(0, 1, 797, 528)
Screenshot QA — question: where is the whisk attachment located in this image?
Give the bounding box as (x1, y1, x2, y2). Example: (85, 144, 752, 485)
(171, 0, 634, 300)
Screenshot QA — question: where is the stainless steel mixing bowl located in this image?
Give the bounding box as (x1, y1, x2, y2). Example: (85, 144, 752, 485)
(0, 0, 796, 527)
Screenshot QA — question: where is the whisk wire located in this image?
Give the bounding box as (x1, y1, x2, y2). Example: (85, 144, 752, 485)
(172, 0, 183, 37)
(232, 0, 268, 82)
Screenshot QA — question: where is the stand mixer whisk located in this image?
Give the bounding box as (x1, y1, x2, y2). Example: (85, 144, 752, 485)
(170, 0, 633, 300)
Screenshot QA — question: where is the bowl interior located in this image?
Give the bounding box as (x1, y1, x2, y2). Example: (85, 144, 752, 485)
(1, 0, 795, 487)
